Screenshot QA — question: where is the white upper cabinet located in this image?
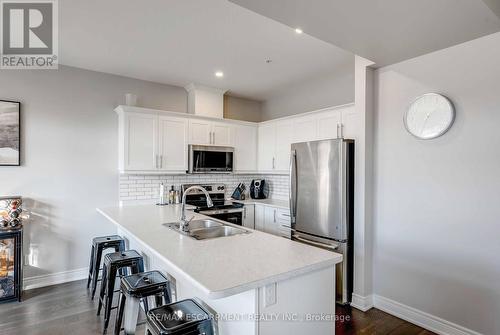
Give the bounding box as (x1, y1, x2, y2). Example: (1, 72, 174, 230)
(257, 120, 295, 173)
(340, 106, 361, 139)
(188, 119, 233, 146)
(233, 123, 258, 172)
(257, 123, 275, 171)
(158, 116, 188, 171)
(117, 108, 188, 174)
(212, 122, 232, 146)
(293, 115, 318, 143)
(275, 121, 293, 171)
(122, 112, 158, 171)
(317, 109, 342, 140)
(258, 120, 293, 173)
(188, 120, 211, 145)
(116, 103, 356, 174)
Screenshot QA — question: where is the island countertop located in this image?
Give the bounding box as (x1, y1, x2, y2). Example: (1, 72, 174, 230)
(97, 204, 342, 299)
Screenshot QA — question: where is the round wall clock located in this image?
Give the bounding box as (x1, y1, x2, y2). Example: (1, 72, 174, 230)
(404, 93, 455, 140)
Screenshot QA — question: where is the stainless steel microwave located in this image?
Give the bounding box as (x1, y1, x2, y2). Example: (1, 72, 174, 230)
(188, 145, 234, 174)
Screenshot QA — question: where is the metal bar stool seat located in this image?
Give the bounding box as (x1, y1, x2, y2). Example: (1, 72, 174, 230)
(87, 235, 126, 300)
(97, 250, 144, 333)
(146, 299, 214, 335)
(114, 271, 172, 335)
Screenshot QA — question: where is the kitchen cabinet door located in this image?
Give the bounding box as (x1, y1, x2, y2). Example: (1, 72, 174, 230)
(254, 204, 265, 231)
(233, 124, 257, 172)
(189, 120, 211, 145)
(263, 206, 280, 236)
(341, 107, 361, 139)
(317, 110, 342, 140)
(257, 123, 275, 171)
(293, 115, 318, 143)
(158, 116, 188, 172)
(274, 121, 293, 172)
(212, 122, 232, 146)
(123, 112, 158, 171)
(242, 204, 255, 229)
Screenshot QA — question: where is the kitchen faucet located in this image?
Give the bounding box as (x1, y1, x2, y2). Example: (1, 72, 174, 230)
(180, 186, 213, 232)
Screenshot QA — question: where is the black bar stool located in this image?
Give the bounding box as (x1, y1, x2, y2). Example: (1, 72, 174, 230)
(87, 235, 126, 300)
(146, 299, 214, 335)
(97, 250, 144, 333)
(114, 271, 172, 335)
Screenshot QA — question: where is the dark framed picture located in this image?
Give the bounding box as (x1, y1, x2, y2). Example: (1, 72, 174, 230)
(0, 100, 20, 166)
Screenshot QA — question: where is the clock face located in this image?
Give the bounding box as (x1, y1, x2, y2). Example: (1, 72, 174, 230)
(404, 93, 455, 139)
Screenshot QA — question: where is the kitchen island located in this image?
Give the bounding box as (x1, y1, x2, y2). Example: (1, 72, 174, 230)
(97, 203, 342, 335)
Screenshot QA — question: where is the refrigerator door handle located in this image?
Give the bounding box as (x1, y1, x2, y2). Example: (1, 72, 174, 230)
(292, 234, 338, 251)
(289, 149, 297, 224)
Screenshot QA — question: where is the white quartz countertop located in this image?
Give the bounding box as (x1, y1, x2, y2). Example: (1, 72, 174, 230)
(97, 204, 341, 299)
(231, 198, 290, 209)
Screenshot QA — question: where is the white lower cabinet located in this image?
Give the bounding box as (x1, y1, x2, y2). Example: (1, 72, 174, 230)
(255, 204, 264, 231)
(254, 205, 291, 237)
(242, 204, 255, 229)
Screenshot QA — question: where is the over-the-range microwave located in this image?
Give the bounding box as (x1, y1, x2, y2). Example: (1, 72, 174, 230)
(188, 145, 234, 174)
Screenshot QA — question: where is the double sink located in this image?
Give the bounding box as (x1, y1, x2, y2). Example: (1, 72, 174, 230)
(164, 219, 249, 240)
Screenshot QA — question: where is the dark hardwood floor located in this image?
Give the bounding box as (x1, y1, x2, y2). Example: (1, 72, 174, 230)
(336, 304, 435, 335)
(0, 280, 434, 335)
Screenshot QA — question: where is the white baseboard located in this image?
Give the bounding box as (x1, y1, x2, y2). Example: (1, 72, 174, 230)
(23, 267, 88, 291)
(373, 295, 483, 335)
(351, 293, 374, 312)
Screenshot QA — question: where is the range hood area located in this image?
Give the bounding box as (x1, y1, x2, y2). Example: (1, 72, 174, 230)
(185, 83, 227, 119)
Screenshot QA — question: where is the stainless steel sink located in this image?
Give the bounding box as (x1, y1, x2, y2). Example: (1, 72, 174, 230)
(189, 226, 249, 240)
(163, 219, 249, 240)
(163, 219, 221, 230)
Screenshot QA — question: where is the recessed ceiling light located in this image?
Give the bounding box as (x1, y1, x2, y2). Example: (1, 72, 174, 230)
(295, 28, 303, 34)
(215, 71, 224, 78)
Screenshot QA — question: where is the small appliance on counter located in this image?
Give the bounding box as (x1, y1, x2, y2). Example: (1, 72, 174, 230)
(250, 179, 267, 199)
(231, 183, 246, 200)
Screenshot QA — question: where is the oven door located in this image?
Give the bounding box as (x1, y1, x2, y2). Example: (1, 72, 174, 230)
(189, 145, 234, 174)
(201, 210, 243, 226)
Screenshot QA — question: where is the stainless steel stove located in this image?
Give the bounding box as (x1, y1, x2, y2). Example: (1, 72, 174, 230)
(181, 184, 244, 226)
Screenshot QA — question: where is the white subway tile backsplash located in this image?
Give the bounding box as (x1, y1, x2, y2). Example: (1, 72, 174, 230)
(119, 173, 290, 201)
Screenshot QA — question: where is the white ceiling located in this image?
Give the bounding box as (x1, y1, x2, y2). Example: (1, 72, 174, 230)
(59, 0, 354, 100)
(230, 0, 500, 67)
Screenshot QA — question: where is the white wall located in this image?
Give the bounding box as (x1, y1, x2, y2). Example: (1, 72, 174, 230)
(0, 65, 187, 279)
(261, 64, 354, 121)
(373, 32, 500, 335)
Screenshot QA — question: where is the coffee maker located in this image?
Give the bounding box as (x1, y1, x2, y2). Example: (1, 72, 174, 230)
(250, 180, 267, 199)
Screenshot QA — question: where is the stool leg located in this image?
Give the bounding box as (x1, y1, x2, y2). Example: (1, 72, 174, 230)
(123, 295, 140, 335)
(97, 265, 107, 316)
(114, 292, 126, 335)
(142, 297, 150, 313)
(87, 245, 95, 288)
(103, 266, 118, 332)
(163, 285, 172, 304)
(92, 246, 104, 299)
(154, 294, 163, 308)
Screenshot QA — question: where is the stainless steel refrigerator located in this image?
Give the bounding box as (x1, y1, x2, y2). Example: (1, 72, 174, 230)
(290, 138, 354, 305)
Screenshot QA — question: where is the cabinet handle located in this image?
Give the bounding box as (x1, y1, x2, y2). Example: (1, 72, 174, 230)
(243, 207, 247, 219)
(160, 155, 163, 169)
(213, 132, 216, 144)
(337, 123, 344, 139)
(274, 209, 276, 223)
(155, 155, 159, 169)
(272, 157, 275, 169)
